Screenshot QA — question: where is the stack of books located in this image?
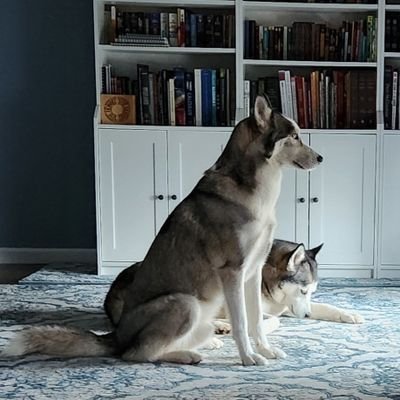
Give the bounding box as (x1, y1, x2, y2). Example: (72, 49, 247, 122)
(385, 13, 400, 53)
(384, 65, 400, 129)
(111, 34, 169, 47)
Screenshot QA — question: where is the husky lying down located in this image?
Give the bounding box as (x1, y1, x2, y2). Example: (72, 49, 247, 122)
(214, 239, 364, 336)
(3, 96, 322, 365)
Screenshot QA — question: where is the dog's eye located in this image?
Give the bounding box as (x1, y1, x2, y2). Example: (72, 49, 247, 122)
(292, 134, 299, 140)
(301, 289, 308, 295)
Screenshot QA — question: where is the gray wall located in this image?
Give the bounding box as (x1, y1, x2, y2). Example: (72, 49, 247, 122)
(0, 1, 96, 248)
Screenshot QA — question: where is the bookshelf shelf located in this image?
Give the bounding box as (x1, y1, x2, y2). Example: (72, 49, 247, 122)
(243, 1, 378, 12)
(99, 45, 236, 54)
(384, 52, 400, 59)
(243, 60, 377, 68)
(103, 0, 235, 7)
(305, 129, 377, 135)
(385, 4, 400, 11)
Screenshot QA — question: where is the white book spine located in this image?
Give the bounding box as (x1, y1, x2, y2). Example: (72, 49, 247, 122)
(278, 70, 287, 116)
(160, 13, 168, 38)
(290, 77, 298, 123)
(244, 80, 250, 117)
(168, 78, 176, 126)
(285, 70, 293, 119)
(194, 69, 202, 126)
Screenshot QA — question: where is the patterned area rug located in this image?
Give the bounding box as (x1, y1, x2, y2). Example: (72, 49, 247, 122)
(1, 266, 400, 399)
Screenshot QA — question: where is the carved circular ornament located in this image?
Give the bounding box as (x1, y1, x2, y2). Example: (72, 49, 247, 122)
(104, 96, 130, 122)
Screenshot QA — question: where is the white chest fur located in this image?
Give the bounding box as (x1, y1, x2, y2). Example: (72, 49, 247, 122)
(238, 163, 282, 279)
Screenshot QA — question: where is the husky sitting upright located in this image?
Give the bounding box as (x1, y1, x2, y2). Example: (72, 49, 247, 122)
(3, 96, 322, 366)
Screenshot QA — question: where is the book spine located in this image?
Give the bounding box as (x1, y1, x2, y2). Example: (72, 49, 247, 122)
(211, 70, 217, 125)
(190, 14, 197, 47)
(168, 78, 176, 126)
(168, 13, 178, 46)
(194, 69, 202, 126)
(244, 80, 250, 117)
(284, 70, 293, 119)
(201, 69, 212, 126)
(148, 72, 155, 125)
(177, 8, 186, 47)
(291, 76, 298, 123)
(185, 72, 194, 126)
(160, 13, 168, 38)
(174, 68, 186, 126)
(278, 71, 287, 116)
(392, 70, 398, 130)
(384, 65, 393, 129)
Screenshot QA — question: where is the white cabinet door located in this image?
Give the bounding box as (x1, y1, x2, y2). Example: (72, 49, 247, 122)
(98, 129, 168, 262)
(381, 135, 400, 266)
(167, 129, 231, 212)
(309, 134, 376, 266)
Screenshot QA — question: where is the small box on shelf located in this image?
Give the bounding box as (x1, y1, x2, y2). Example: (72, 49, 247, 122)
(100, 94, 136, 125)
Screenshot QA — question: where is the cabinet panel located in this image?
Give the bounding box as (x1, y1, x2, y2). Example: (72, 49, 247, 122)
(167, 130, 231, 212)
(98, 129, 168, 262)
(309, 134, 376, 265)
(381, 135, 400, 266)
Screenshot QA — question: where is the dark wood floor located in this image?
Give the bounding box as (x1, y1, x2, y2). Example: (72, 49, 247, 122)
(0, 264, 42, 284)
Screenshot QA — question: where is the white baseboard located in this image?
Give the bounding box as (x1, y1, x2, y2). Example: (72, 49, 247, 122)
(0, 248, 97, 264)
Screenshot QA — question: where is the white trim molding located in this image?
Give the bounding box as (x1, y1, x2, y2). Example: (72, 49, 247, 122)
(0, 248, 97, 264)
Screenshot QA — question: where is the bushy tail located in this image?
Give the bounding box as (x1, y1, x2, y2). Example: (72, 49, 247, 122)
(2, 326, 117, 358)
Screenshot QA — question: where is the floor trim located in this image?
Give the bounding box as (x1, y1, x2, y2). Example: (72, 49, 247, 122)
(0, 248, 96, 264)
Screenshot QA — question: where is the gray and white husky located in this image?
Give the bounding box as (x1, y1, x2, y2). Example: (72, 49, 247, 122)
(3, 96, 322, 366)
(214, 239, 364, 337)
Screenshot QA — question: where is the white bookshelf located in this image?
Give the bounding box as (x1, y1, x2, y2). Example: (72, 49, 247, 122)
(92, 0, 400, 279)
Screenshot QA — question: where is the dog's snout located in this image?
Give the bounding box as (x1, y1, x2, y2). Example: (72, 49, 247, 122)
(305, 313, 311, 318)
(317, 155, 323, 163)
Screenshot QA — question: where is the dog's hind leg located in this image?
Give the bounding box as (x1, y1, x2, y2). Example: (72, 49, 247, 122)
(116, 293, 205, 364)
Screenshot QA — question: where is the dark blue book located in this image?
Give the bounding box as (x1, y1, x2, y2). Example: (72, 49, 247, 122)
(150, 13, 160, 35)
(201, 69, 212, 126)
(211, 69, 217, 126)
(185, 72, 194, 126)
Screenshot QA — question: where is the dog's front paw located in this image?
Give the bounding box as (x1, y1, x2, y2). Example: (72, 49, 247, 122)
(241, 352, 269, 366)
(257, 345, 287, 359)
(213, 320, 231, 335)
(340, 312, 365, 324)
(204, 337, 224, 350)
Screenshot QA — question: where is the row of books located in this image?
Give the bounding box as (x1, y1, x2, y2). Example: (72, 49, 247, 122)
(385, 13, 400, 52)
(103, 6, 235, 48)
(244, 17, 377, 62)
(101, 64, 233, 127)
(384, 65, 400, 130)
(245, 70, 376, 129)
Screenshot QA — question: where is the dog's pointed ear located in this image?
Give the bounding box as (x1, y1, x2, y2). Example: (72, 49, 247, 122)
(254, 95, 272, 130)
(287, 244, 306, 272)
(307, 243, 324, 259)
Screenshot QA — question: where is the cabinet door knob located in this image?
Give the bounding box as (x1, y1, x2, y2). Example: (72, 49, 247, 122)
(157, 195, 164, 200)
(311, 197, 319, 203)
(298, 197, 306, 203)
(170, 194, 177, 200)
